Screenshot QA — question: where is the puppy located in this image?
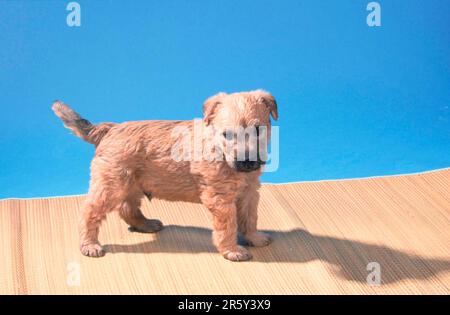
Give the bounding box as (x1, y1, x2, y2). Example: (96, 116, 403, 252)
(52, 90, 278, 261)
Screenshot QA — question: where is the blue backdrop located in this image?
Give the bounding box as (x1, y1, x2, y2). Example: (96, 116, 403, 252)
(1, 0, 449, 198)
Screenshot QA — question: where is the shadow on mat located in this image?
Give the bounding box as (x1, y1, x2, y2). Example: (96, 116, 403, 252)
(103, 225, 450, 284)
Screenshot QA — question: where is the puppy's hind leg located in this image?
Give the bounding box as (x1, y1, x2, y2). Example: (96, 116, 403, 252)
(119, 192, 163, 233)
(79, 201, 107, 257)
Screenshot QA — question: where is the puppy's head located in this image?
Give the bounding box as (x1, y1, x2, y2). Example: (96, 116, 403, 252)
(203, 90, 278, 172)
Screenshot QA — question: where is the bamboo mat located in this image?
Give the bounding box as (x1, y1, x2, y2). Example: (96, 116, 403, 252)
(1, 169, 449, 295)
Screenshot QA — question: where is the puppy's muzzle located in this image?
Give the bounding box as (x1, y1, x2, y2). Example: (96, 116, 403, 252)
(234, 159, 264, 172)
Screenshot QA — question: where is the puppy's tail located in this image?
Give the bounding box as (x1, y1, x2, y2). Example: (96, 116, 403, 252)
(52, 100, 115, 146)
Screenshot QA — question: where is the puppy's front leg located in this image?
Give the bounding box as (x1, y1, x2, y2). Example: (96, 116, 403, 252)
(210, 203, 252, 262)
(237, 188, 272, 247)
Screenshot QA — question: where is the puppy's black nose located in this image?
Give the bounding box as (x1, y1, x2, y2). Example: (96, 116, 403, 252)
(234, 159, 261, 172)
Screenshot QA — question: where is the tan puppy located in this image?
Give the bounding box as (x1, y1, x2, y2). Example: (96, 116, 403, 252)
(52, 90, 278, 261)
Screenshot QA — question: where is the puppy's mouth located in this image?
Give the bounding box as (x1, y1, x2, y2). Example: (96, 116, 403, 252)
(234, 160, 263, 173)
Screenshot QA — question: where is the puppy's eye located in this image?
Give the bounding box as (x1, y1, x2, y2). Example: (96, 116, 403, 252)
(222, 131, 234, 140)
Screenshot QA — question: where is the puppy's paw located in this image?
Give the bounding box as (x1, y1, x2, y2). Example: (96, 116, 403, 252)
(128, 219, 164, 233)
(81, 243, 105, 257)
(222, 246, 253, 262)
(245, 232, 272, 247)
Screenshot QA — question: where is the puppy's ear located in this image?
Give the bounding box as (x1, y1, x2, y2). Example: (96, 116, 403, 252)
(256, 90, 278, 120)
(203, 92, 226, 125)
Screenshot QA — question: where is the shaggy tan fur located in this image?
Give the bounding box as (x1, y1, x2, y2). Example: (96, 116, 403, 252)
(52, 90, 278, 261)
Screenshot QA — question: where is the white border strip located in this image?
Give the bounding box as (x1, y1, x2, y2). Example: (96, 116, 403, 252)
(265, 166, 450, 185)
(0, 193, 87, 201)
